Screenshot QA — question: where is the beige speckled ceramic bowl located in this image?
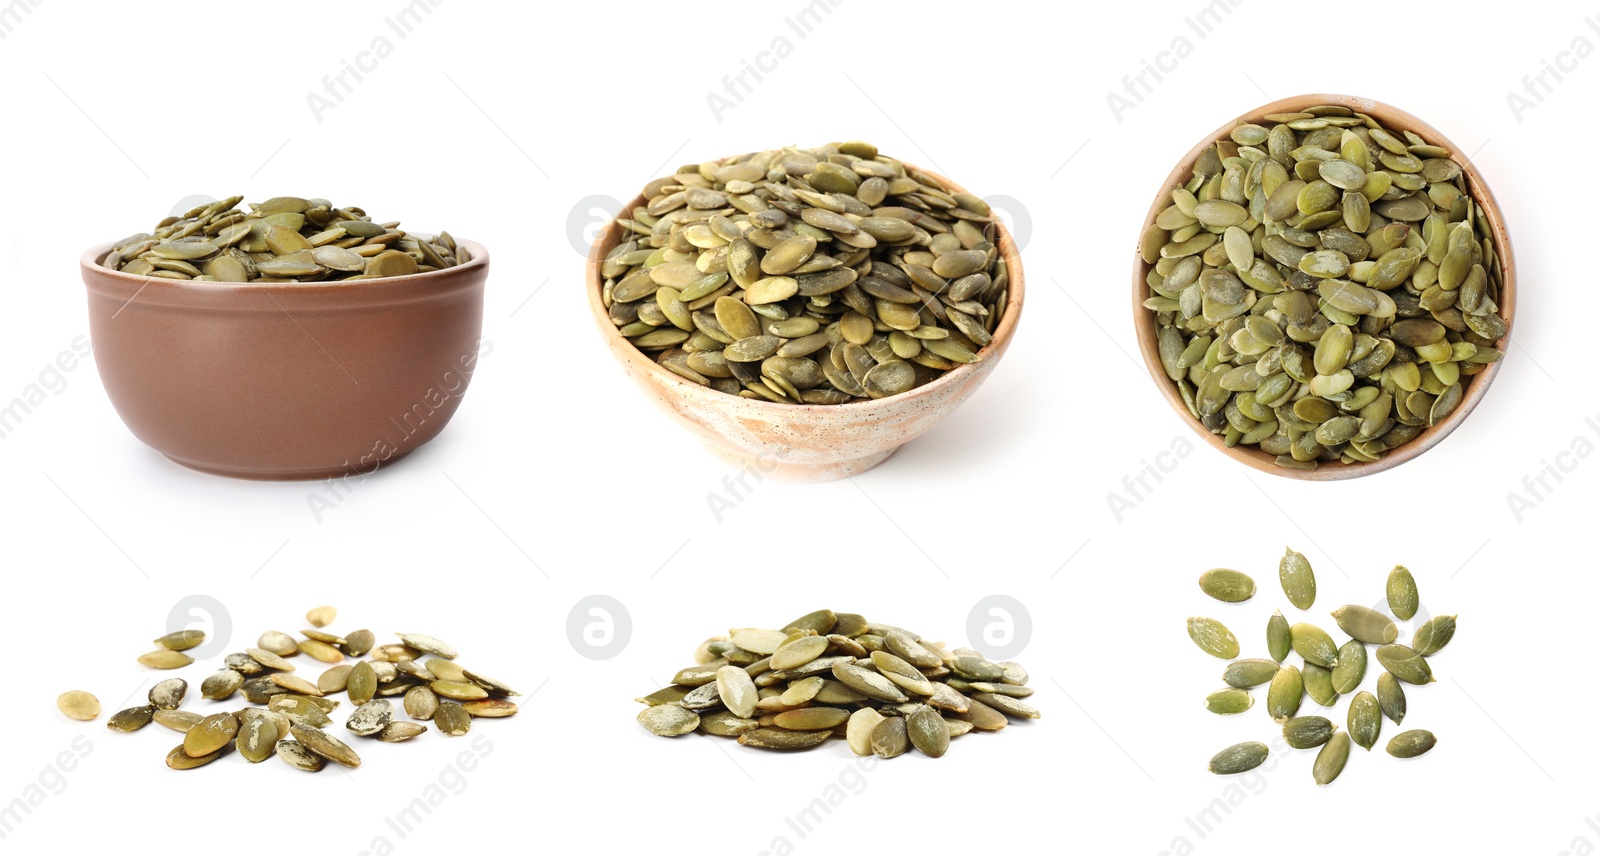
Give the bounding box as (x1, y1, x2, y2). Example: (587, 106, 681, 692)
(588, 168, 1024, 482)
(1134, 93, 1515, 481)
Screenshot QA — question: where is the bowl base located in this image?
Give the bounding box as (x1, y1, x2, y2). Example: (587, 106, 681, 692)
(162, 451, 412, 482)
(699, 443, 898, 483)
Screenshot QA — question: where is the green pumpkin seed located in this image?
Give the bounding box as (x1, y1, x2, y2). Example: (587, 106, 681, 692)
(1331, 605, 1399, 645)
(1199, 568, 1256, 603)
(291, 723, 361, 767)
(870, 716, 910, 758)
(1303, 663, 1339, 707)
(1331, 640, 1367, 694)
(1312, 731, 1351, 785)
(1188, 617, 1240, 659)
(184, 713, 239, 757)
(1206, 688, 1255, 715)
(1291, 623, 1339, 668)
(1279, 548, 1317, 609)
(153, 630, 206, 651)
(1283, 715, 1335, 749)
(1224, 659, 1280, 689)
(1208, 741, 1269, 774)
(1376, 644, 1435, 685)
(433, 701, 473, 737)
(1412, 615, 1457, 656)
(907, 708, 950, 758)
(1267, 665, 1303, 723)
(1267, 610, 1292, 662)
(1348, 691, 1381, 751)
(1386, 729, 1436, 758)
(138, 650, 193, 670)
(1387, 566, 1420, 620)
(275, 739, 326, 772)
(107, 705, 155, 732)
(148, 679, 187, 711)
(741, 727, 832, 751)
(1376, 672, 1407, 724)
(166, 742, 228, 770)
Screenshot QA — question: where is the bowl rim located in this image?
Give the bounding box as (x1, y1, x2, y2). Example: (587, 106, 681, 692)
(586, 162, 1026, 413)
(1132, 92, 1516, 481)
(81, 236, 491, 296)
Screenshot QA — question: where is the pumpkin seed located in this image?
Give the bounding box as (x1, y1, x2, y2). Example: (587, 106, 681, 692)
(318, 664, 354, 695)
(347, 662, 377, 705)
(740, 728, 832, 751)
(344, 629, 376, 657)
(1376, 644, 1435, 685)
(1279, 548, 1316, 609)
(1223, 659, 1280, 689)
(1267, 610, 1292, 662)
(1282, 715, 1335, 749)
(1208, 741, 1269, 774)
(148, 679, 187, 710)
(246, 648, 295, 672)
(716, 665, 759, 718)
(1386, 729, 1436, 758)
(1387, 566, 1420, 620)
(153, 630, 206, 651)
(1348, 691, 1381, 751)
(907, 708, 951, 758)
(1312, 732, 1351, 785)
(1412, 615, 1457, 656)
(1290, 624, 1339, 668)
(57, 691, 101, 721)
(870, 716, 910, 758)
(107, 705, 155, 732)
(236, 715, 279, 763)
(1188, 617, 1240, 659)
(1330, 640, 1367, 694)
(185, 713, 239, 757)
(1303, 663, 1339, 706)
(1206, 688, 1255, 715)
(166, 742, 228, 770)
(1267, 665, 1303, 723)
(138, 650, 193, 670)
(346, 700, 394, 736)
(201, 670, 244, 701)
(291, 723, 362, 767)
(434, 701, 472, 736)
(258, 631, 299, 657)
(1143, 109, 1507, 469)
(275, 739, 326, 772)
(1330, 604, 1399, 645)
(1199, 568, 1256, 603)
(461, 700, 518, 718)
(153, 709, 202, 733)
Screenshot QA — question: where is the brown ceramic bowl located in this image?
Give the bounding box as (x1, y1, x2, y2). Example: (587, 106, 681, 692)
(1133, 94, 1516, 480)
(588, 167, 1024, 482)
(82, 241, 489, 480)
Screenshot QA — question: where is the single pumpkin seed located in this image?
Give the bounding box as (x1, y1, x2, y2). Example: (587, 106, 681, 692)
(57, 691, 101, 721)
(1188, 617, 1240, 659)
(1376, 644, 1435, 685)
(1199, 568, 1257, 603)
(1412, 615, 1457, 656)
(1206, 688, 1255, 715)
(1387, 566, 1420, 620)
(1312, 732, 1351, 785)
(1208, 741, 1269, 774)
(1348, 691, 1381, 751)
(1279, 548, 1317, 609)
(1290, 624, 1339, 668)
(1282, 715, 1335, 749)
(1330, 604, 1399, 645)
(1386, 729, 1437, 758)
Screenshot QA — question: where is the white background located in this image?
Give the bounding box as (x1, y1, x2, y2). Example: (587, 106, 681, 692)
(1, 0, 1594, 852)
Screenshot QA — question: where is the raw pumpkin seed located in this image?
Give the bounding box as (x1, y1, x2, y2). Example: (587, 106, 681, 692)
(1303, 663, 1339, 706)
(1282, 715, 1335, 749)
(201, 670, 243, 701)
(1348, 691, 1380, 751)
(1206, 688, 1255, 715)
(275, 739, 326, 772)
(1290, 623, 1339, 668)
(1387, 566, 1420, 620)
(1199, 568, 1256, 602)
(740, 728, 832, 751)
(258, 630, 299, 657)
(1376, 644, 1435, 685)
(1223, 659, 1280, 689)
(1267, 610, 1292, 662)
(1386, 729, 1437, 758)
(1187, 617, 1240, 659)
(1208, 741, 1269, 774)
(1279, 549, 1316, 609)
(57, 691, 100, 721)
(148, 679, 187, 710)
(184, 713, 239, 757)
(138, 650, 193, 670)
(104, 203, 464, 283)
(236, 715, 278, 763)
(602, 143, 1008, 404)
(291, 723, 362, 767)
(1331, 639, 1367, 694)
(434, 701, 472, 736)
(1412, 615, 1456, 656)
(153, 709, 202, 733)
(1312, 731, 1351, 785)
(107, 705, 155, 732)
(166, 742, 228, 770)
(1267, 665, 1303, 723)
(1331, 604, 1399, 644)
(153, 630, 206, 651)
(1143, 108, 1508, 470)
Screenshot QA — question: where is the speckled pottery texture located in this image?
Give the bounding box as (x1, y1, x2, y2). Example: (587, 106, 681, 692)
(588, 168, 1025, 482)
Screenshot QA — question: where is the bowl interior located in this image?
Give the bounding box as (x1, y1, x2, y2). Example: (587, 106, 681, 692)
(587, 164, 1026, 416)
(1132, 94, 1515, 481)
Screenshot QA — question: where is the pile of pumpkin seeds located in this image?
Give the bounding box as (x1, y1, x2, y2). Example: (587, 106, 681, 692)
(1191, 550, 1455, 784)
(600, 141, 1012, 403)
(101, 196, 467, 283)
(1142, 105, 1507, 469)
(73, 606, 519, 772)
(636, 609, 1038, 757)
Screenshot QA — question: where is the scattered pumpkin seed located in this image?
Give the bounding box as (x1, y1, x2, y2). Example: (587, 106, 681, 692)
(166, 742, 228, 770)
(1312, 731, 1351, 785)
(148, 679, 187, 711)
(1282, 715, 1335, 749)
(275, 739, 326, 772)
(1267, 665, 1303, 723)
(1206, 688, 1255, 716)
(201, 670, 243, 701)
(138, 650, 193, 670)
(1412, 615, 1457, 656)
(378, 722, 428, 742)
(1279, 549, 1317, 609)
(1386, 729, 1436, 758)
(1223, 659, 1280, 689)
(1290, 623, 1339, 668)
(153, 630, 206, 651)
(1331, 639, 1367, 694)
(1208, 741, 1269, 774)
(434, 701, 472, 736)
(1387, 566, 1419, 620)
(184, 713, 239, 757)
(1348, 691, 1381, 751)
(1331, 604, 1399, 644)
(1188, 617, 1240, 659)
(1376, 644, 1435, 685)
(107, 705, 155, 732)
(1267, 610, 1293, 662)
(291, 723, 361, 767)
(1199, 568, 1256, 602)
(57, 691, 100, 721)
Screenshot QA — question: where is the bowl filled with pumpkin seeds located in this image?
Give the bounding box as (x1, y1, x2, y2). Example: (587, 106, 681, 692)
(81, 196, 489, 480)
(589, 142, 1024, 481)
(1134, 95, 1514, 479)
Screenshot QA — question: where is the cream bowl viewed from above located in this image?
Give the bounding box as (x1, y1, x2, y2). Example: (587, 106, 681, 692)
(588, 161, 1025, 483)
(1133, 93, 1515, 481)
